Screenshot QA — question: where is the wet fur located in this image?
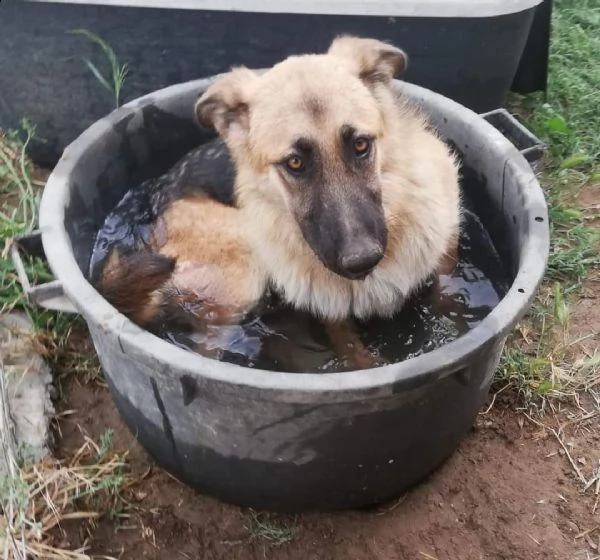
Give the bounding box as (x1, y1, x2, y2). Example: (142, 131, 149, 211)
(98, 36, 460, 362)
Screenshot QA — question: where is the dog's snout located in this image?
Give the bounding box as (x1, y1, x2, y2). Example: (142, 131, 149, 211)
(339, 244, 384, 279)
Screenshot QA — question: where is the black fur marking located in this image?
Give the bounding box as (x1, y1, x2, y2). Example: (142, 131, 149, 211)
(148, 136, 235, 215)
(91, 137, 236, 285)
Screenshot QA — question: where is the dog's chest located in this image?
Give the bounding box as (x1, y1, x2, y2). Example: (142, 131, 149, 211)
(266, 258, 408, 320)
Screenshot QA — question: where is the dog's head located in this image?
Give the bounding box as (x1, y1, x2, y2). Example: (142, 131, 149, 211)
(195, 36, 408, 280)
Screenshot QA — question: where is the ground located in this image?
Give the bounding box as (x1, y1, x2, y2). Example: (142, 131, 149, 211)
(1, 1, 600, 559)
(53, 373, 600, 560)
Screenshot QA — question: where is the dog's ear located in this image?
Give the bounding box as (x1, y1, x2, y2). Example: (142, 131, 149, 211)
(195, 67, 258, 138)
(328, 36, 408, 86)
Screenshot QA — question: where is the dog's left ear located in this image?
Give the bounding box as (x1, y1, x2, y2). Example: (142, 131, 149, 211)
(195, 66, 258, 139)
(328, 36, 408, 86)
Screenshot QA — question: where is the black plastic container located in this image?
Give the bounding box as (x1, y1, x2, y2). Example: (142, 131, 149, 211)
(1, 0, 547, 165)
(12, 77, 549, 512)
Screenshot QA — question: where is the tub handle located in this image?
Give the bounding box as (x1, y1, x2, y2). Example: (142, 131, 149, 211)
(480, 108, 545, 164)
(10, 230, 78, 314)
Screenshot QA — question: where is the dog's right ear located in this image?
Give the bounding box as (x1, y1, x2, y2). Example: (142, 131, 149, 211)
(195, 67, 258, 138)
(328, 36, 408, 86)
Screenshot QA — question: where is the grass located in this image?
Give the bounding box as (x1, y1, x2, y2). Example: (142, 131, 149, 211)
(1, 108, 111, 560)
(514, 0, 600, 283)
(523, 0, 600, 285)
(0, 433, 131, 560)
(244, 510, 299, 547)
(0, 124, 57, 318)
(496, 0, 600, 403)
(0, 124, 56, 324)
(69, 29, 129, 109)
(0, 121, 102, 381)
(499, 284, 600, 402)
(527, 0, 600, 169)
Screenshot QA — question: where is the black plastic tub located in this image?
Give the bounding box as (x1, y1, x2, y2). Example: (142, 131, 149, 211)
(1, 0, 548, 165)
(12, 77, 549, 512)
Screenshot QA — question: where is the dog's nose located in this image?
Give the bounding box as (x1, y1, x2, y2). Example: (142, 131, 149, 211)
(339, 245, 384, 278)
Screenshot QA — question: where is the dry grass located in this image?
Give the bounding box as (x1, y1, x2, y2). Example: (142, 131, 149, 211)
(1, 343, 129, 560)
(0, 426, 131, 560)
(244, 510, 299, 547)
(498, 281, 600, 409)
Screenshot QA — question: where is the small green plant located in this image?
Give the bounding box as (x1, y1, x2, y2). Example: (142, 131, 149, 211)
(69, 28, 129, 108)
(525, 0, 600, 173)
(0, 121, 39, 234)
(245, 509, 299, 547)
(0, 122, 56, 320)
(98, 428, 115, 460)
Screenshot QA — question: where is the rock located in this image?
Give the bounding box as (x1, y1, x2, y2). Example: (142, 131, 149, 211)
(0, 312, 54, 477)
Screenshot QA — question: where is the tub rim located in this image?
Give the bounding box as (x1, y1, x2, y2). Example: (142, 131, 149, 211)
(39, 76, 549, 395)
(28, 0, 544, 19)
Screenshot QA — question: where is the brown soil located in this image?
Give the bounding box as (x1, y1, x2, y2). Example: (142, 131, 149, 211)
(51, 368, 599, 560)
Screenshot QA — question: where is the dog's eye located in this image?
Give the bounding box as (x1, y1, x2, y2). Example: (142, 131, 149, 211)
(286, 156, 305, 173)
(353, 137, 371, 158)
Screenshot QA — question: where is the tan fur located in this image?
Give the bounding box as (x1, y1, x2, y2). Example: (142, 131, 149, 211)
(196, 35, 460, 321)
(101, 36, 460, 368)
(155, 197, 266, 315)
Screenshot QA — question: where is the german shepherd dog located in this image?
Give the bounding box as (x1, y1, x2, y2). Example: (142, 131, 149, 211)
(98, 36, 460, 369)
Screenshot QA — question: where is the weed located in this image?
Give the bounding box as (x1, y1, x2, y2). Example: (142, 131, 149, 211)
(70, 29, 129, 109)
(0, 123, 88, 363)
(546, 202, 600, 284)
(98, 429, 115, 460)
(0, 122, 38, 234)
(245, 509, 299, 547)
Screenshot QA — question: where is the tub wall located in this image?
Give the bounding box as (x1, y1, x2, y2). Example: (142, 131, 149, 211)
(1, 1, 539, 165)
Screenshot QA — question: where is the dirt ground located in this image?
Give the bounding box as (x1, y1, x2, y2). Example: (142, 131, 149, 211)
(50, 345, 599, 560)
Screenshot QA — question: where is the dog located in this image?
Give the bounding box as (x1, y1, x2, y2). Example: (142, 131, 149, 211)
(97, 36, 461, 369)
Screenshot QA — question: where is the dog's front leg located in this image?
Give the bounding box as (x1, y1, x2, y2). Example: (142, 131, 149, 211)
(323, 320, 386, 370)
(429, 239, 470, 329)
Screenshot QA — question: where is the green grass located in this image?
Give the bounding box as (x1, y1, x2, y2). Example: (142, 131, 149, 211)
(1, 124, 103, 400)
(546, 203, 600, 284)
(0, 123, 51, 316)
(0, 124, 81, 338)
(525, 0, 600, 279)
(517, 0, 600, 287)
(498, 0, 600, 401)
(70, 29, 129, 109)
(526, 0, 600, 170)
